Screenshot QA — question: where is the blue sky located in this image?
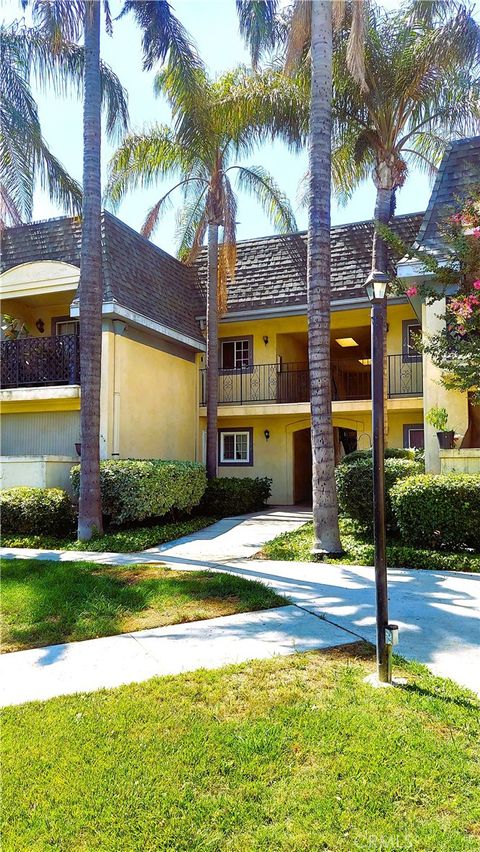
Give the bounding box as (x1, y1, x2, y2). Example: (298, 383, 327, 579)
(5, 0, 433, 254)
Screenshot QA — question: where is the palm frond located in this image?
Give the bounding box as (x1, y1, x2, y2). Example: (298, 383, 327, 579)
(106, 125, 195, 207)
(231, 164, 297, 233)
(285, 0, 311, 74)
(236, 0, 280, 67)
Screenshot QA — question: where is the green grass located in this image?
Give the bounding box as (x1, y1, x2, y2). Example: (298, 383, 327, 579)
(1, 515, 217, 553)
(1, 558, 286, 652)
(262, 518, 480, 572)
(2, 646, 479, 851)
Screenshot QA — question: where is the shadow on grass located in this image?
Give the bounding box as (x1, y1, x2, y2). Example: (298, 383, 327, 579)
(1, 559, 285, 652)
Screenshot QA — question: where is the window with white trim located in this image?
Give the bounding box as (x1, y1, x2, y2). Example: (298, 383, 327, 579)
(403, 423, 424, 449)
(221, 338, 251, 370)
(402, 320, 421, 361)
(218, 429, 253, 465)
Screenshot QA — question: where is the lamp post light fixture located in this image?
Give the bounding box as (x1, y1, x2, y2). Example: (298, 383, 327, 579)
(365, 270, 392, 684)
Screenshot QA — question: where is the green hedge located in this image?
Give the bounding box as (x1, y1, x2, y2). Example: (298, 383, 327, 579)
(335, 457, 423, 530)
(71, 460, 206, 525)
(0, 487, 75, 535)
(200, 477, 272, 517)
(339, 448, 416, 466)
(391, 473, 480, 551)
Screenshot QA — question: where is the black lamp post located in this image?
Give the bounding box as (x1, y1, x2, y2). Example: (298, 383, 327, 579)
(366, 270, 391, 684)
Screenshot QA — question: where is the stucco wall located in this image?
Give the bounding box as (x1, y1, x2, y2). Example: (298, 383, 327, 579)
(0, 456, 77, 493)
(113, 331, 198, 461)
(439, 449, 480, 474)
(422, 299, 469, 472)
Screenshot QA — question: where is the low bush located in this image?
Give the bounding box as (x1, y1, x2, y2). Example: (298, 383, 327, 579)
(339, 447, 416, 466)
(71, 459, 207, 525)
(335, 457, 423, 529)
(391, 473, 480, 551)
(0, 487, 75, 535)
(200, 476, 272, 516)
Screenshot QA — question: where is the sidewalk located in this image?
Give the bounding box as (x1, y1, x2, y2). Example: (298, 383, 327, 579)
(0, 605, 353, 707)
(2, 507, 480, 700)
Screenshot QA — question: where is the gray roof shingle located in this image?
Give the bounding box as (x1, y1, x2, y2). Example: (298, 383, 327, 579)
(416, 136, 480, 251)
(1, 212, 204, 345)
(194, 213, 424, 313)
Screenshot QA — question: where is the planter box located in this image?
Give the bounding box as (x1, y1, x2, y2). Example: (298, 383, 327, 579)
(0, 456, 77, 494)
(439, 449, 480, 475)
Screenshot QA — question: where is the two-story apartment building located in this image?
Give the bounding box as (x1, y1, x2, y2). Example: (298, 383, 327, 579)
(1, 136, 478, 502)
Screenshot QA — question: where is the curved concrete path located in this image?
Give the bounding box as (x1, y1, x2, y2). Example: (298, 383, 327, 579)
(2, 507, 479, 700)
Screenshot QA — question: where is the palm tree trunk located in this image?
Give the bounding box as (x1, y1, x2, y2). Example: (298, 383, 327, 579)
(77, 0, 103, 541)
(308, 0, 342, 555)
(206, 221, 219, 479)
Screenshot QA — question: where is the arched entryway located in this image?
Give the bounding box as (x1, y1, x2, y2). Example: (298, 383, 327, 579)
(293, 427, 312, 504)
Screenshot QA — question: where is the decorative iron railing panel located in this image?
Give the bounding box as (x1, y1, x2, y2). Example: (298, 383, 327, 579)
(387, 354, 423, 397)
(200, 354, 423, 406)
(1, 334, 80, 389)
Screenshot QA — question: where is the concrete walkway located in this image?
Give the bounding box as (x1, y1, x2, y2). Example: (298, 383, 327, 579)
(0, 606, 354, 707)
(2, 507, 480, 701)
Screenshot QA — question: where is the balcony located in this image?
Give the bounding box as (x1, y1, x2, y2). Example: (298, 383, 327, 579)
(200, 354, 423, 406)
(1, 334, 80, 389)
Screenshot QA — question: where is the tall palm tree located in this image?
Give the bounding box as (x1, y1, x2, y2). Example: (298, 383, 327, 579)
(331, 2, 480, 283)
(239, 0, 366, 554)
(107, 68, 297, 479)
(0, 20, 127, 228)
(30, 0, 200, 540)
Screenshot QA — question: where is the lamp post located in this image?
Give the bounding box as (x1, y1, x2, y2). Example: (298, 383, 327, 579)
(366, 270, 391, 684)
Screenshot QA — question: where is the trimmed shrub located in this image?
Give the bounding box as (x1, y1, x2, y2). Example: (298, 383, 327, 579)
(200, 477, 272, 517)
(71, 459, 207, 525)
(335, 457, 423, 529)
(0, 487, 75, 535)
(339, 447, 416, 466)
(391, 473, 480, 551)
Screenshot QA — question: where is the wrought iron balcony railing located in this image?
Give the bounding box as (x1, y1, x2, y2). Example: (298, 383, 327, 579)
(200, 354, 423, 406)
(1, 334, 80, 389)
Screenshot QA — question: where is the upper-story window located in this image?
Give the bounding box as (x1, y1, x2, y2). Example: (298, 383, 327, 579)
(402, 320, 421, 362)
(53, 317, 79, 336)
(220, 337, 252, 370)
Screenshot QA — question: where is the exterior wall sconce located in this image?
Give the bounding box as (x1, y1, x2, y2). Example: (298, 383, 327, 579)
(264, 429, 270, 441)
(263, 335, 269, 345)
(35, 319, 45, 333)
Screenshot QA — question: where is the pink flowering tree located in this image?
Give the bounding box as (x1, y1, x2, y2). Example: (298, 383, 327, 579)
(384, 187, 480, 403)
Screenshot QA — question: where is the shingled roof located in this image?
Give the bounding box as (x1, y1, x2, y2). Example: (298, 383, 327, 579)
(0, 212, 204, 346)
(416, 136, 480, 251)
(194, 212, 424, 313)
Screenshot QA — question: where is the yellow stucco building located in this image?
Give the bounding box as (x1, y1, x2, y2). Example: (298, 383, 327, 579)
(1, 137, 479, 501)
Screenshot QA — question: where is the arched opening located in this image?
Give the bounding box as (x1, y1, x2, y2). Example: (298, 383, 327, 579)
(293, 427, 312, 504)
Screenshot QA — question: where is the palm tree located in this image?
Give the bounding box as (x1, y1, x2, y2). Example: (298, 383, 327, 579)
(331, 2, 480, 283)
(30, 0, 200, 540)
(107, 67, 297, 479)
(239, 1, 366, 555)
(0, 20, 127, 228)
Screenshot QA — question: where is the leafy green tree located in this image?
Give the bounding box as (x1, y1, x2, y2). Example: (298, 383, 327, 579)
(0, 20, 127, 227)
(331, 2, 480, 282)
(238, 0, 366, 555)
(107, 67, 297, 479)
(30, 0, 199, 540)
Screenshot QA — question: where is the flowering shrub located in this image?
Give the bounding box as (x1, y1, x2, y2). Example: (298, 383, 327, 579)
(383, 185, 480, 401)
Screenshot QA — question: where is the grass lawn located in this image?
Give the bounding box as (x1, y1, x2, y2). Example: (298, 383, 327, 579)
(1, 558, 285, 652)
(1, 515, 217, 553)
(262, 518, 480, 573)
(2, 645, 479, 851)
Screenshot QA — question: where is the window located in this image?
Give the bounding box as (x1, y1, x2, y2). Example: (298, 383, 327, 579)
(403, 423, 424, 450)
(218, 428, 253, 465)
(220, 338, 252, 370)
(402, 320, 421, 362)
(52, 317, 79, 336)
